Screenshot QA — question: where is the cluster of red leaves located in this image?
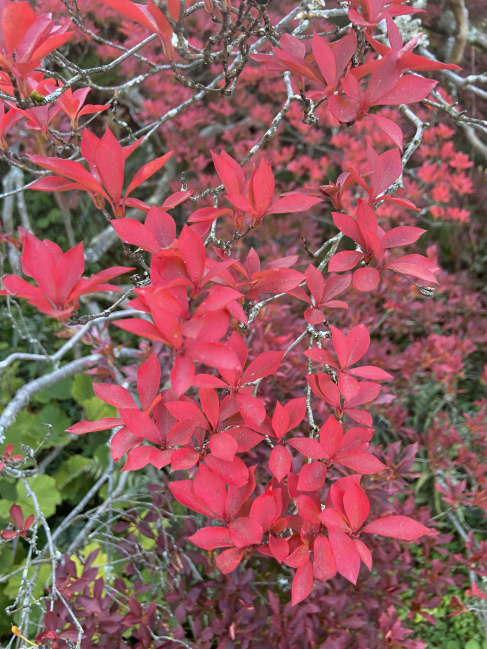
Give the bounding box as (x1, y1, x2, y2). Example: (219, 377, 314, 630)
(251, 17, 459, 150)
(61, 230, 430, 607)
(0, 0, 438, 610)
(0, 477, 434, 648)
(0, 504, 33, 540)
(0, 232, 133, 319)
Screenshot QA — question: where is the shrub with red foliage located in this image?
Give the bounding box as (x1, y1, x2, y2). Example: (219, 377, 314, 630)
(1, 0, 487, 647)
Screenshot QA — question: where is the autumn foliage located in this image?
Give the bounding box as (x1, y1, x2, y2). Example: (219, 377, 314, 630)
(0, 0, 486, 647)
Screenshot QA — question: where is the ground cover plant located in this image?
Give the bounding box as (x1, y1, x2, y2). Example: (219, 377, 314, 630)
(1, 0, 487, 647)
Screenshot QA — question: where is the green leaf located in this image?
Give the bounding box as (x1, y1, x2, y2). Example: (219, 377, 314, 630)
(465, 641, 481, 649)
(84, 395, 117, 421)
(71, 373, 95, 405)
(55, 455, 92, 489)
(15, 475, 62, 519)
(0, 477, 18, 502)
(5, 561, 51, 600)
(2, 404, 71, 453)
(34, 377, 73, 403)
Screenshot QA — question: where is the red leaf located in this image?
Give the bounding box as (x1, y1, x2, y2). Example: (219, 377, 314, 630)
(189, 343, 241, 372)
(285, 544, 311, 568)
(354, 538, 372, 570)
(205, 454, 249, 487)
(312, 31, 337, 85)
(332, 212, 364, 247)
(166, 420, 197, 446)
(362, 515, 429, 540)
(54, 243, 84, 304)
(345, 324, 370, 368)
(170, 356, 195, 399)
(137, 353, 161, 411)
(313, 534, 337, 582)
(386, 258, 439, 283)
(346, 409, 373, 427)
(308, 373, 340, 408)
(272, 402, 290, 439)
(229, 517, 263, 548)
(343, 481, 370, 531)
(227, 428, 263, 452)
(67, 418, 122, 434)
(337, 453, 387, 475)
(269, 446, 291, 482)
(10, 504, 24, 529)
(329, 324, 347, 369)
(125, 152, 173, 197)
(114, 318, 170, 344)
(240, 351, 284, 384)
(166, 401, 208, 429)
(93, 383, 136, 410)
(2, 2, 36, 53)
(169, 479, 219, 519)
(119, 409, 162, 444)
(122, 446, 153, 471)
(209, 433, 238, 462)
(189, 526, 232, 551)
(303, 348, 338, 368)
(319, 508, 350, 533)
(269, 535, 289, 563)
(111, 428, 143, 462)
(292, 559, 313, 606)
(288, 437, 327, 459)
(111, 219, 160, 253)
(252, 158, 275, 217)
(368, 114, 403, 150)
(199, 388, 220, 429)
(345, 381, 381, 408)
(193, 464, 227, 519)
(266, 194, 322, 215)
(348, 366, 392, 380)
(1, 530, 19, 540)
(380, 226, 426, 249)
(216, 547, 245, 574)
(145, 207, 176, 248)
(225, 193, 256, 215)
(250, 492, 278, 532)
(379, 75, 437, 105)
(179, 225, 206, 286)
(296, 495, 321, 524)
(238, 393, 267, 432)
(353, 267, 380, 292)
(170, 448, 200, 471)
(305, 307, 324, 325)
(328, 529, 361, 584)
(327, 95, 358, 123)
(252, 268, 304, 294)
(297, 462, 327, 491)
(225, 465, 257, 521)
(96, 129, 124, 202)
(211, 150, 245, 195)
(284, 397, 307, 429)
(149, 448, 173, 470)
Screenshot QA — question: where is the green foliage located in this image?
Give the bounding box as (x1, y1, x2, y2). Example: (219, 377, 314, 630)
(54, 454, 92, 489)
(0, 475, 61, 521)
(35, 377, 74, 403)
(410, 595, 487, 648)
(72, 373, 117, 420)
(4, 405, 71, 453)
